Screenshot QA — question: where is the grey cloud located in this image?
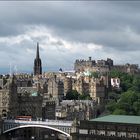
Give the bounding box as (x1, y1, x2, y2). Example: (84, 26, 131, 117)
(0, 1, 140, 72)
(0, 2, 139, 35)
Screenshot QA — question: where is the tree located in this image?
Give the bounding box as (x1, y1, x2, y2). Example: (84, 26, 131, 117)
(109, 70, 133, 92)
(106, 70, 140, 116)
(131, 75, 140, 92)
(108, 92, 120, 101)
(66, 90, 79, 100)
(65, 90, 92, 100)
(133, 101, 140, 115)
(79, 94, 92, 100)
(106, 100, 117, 113)
(107, 90, 140, 115)
(113, 109, 126, 115)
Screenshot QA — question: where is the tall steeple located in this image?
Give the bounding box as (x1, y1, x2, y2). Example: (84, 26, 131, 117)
(34, 43, 42, 75)
(36, 42, 40, 59)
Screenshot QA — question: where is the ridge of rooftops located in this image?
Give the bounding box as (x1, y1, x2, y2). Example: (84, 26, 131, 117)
(90, 115, 140, 124)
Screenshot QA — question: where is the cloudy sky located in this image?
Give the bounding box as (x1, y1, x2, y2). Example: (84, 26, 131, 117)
(0, 1, 140, 73)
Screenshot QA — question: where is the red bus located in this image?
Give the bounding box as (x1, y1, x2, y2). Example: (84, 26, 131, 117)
(16, 116, 32, 121)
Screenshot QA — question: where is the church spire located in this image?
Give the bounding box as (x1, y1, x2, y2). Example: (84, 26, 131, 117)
(36, 42, 40, 59)
(34, 42, 42, 75)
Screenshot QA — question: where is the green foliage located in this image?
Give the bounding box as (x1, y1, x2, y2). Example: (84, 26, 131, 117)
(91, 72, 99, 78)
(107, 90, 140, 115)
(79, 94, 92, 100)
(66, 90, 79, 100)
(133, 101, 140, 115)
(113, 109, 127, 115)
(107, 70, 140, 116)
(66, 90, 92, 100)
(131, 75, 140, 92)
(109, 70, 121, 78)
(106, 100, 117, 112)
(109, 70, 133, 92)
(108, 92, 120, 101)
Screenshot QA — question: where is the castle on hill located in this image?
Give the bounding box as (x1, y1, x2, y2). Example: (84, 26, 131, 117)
(74, 57, 139, 74)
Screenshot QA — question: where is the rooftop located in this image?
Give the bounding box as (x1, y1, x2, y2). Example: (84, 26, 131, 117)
(90, 115, 140, 124)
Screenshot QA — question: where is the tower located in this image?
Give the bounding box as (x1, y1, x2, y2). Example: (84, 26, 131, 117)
(34, 43, 42, 75)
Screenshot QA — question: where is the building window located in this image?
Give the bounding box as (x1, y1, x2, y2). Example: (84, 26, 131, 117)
(79, 129, 88, 134)
(107, 131, 115, 136)
(89, 129, 96, 135)
(117, 132, 126, 137)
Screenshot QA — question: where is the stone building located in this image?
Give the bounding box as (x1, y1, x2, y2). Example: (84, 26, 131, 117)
(74, 57, 140, 74)
(0, 79, 3, 89)
(71, 115, 140, 140)
(48, 75, 64, 101)
(73, 77, 84, 95)
(0, 117, 2, 135)
(17, 87, 42, 119)
(74, 57, 113, 73)
(63, 77, 72, 96)
(55, 100, 97, 121)
(15, 74, 33, 87)
(55, 106, 67, 120)
(112, 63, 140, 74)
(0, 74, 43, 120)
(72, 76, 105, 104)
(42, 99, 55, 120)
(34, 42, 42, 75)
(89, 78, 105, 104)
(0, 76, 18, 118)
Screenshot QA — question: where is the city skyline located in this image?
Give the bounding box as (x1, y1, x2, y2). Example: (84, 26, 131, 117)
(0, 1, 140, 73)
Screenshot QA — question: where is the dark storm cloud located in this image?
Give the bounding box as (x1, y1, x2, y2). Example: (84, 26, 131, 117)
(0, 1, 140, 39)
